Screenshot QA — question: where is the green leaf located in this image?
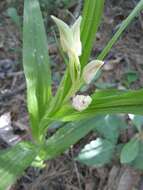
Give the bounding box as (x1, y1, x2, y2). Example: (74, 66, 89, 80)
(76, 138, 114, 167)
(124, 71, 139, 85)
(120, 137, 140, 163)
(80, 0, 105, 68)
(131, 141, 143, 170)
(98, 0, 143, 60)
(95, 115, 127, 143)
(43, 115, 126, 159)
(131, 115, 143, 132)
(50, 89, 143, 123)
(0, 142, 37, 190)
(23, 0, 51, 140)
(44, 117, 100, 159)
(7, 7, 21, 29)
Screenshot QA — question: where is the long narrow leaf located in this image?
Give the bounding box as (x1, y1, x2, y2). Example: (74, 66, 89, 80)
(0, 143, 37, 190)
(50, 89, 143, 122)
(23, 0, 51, 140)
(80, 0, 105, 67)
(98, 0, 143, 60)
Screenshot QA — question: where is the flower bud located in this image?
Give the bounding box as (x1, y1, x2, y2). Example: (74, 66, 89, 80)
(83, 60, 104, 84)
(51, 15, 82, 56)
(72, 95, 92, 111)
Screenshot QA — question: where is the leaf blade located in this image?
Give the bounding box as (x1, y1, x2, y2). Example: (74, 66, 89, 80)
(80, 0, 105, 67)
(50, 89, 143, 122)
(76, 138, 114, 167)
(23, 0, 51, 139)
(95, 115, 127, 143)
(44, 117, 100, 159)
(0, 142, 37, 190)
(120, 137, 140, 163)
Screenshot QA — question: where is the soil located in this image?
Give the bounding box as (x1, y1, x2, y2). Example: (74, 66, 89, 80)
(0, 0, 143, 189)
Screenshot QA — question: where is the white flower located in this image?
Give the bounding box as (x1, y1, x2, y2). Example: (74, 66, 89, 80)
(72, 95, 92, 111)
(52, 15, 82, 83)
(51, 15, 82, 56)
(82, 60, 104, 84)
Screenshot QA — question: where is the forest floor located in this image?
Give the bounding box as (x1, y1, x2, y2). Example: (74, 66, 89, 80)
(0, 0, 143, 189)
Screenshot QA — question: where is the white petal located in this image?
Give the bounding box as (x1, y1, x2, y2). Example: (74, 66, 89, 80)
(71, 16, 82, 56)
(72, 95, 92, 111)
(83, 60, 104, 84)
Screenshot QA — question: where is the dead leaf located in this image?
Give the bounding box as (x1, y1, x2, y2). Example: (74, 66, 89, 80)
(0, 112, 21, 146)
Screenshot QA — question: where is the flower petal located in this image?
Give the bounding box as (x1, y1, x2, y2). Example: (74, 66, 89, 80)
(83, 60, 104, 84)
(71, 16, 82, 56)
(72, 95, 92, 111)
(51, 15, 73, 53)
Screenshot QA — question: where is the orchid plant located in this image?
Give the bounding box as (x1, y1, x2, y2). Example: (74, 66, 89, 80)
(51, 15, 104, 111)
(0, 0, 143, 189)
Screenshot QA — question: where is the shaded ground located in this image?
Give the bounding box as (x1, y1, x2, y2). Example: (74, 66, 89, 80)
(0, 0, 143, 189)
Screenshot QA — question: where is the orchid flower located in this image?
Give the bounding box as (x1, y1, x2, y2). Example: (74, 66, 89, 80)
(52, 16, 104, 111)
(51, 15, 82, 56)
(51, 15, 82, 83)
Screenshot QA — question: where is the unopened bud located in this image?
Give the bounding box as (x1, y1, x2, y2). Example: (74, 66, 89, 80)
(51, 15, 82, 56)
(72, 95, 92, 111)
(83, 60, 104, 84)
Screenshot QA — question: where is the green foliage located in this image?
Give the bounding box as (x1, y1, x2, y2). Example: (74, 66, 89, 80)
(76, 115, 127, 167)
(6, 7, 21, 29)
(131, 115, 143, 132)
(94, 115, 127, 143)
(126, 71, 139, 84)
(50, 89, 143, 122)
(80, 0, 105, 68)
(120, 137, 140, 163)
(131, 141, 143, 169)
(0, 142, 38, 190)
(23, 0, 51, 141)
(45, 117, 99, 159)
(123, 71, 139, 87)
(1, 0, 143, 189)
(45, 0, 105, 118)
(76, 138, 114, 167)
